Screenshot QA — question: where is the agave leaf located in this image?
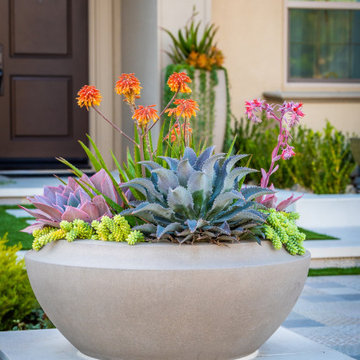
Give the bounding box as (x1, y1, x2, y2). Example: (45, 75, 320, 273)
(228, 209, 266, 224)
(132, 203, 174, 219)
(139, 161, 163, 172)
(167, 186, 194, 218)
(122, 178, 163, 202)
(176, 159, 195, 187)
(133, 223, 157, 234)
(202, 153, 224, 179)
(222, 167, 258, 193)
(182, 147, 197, 166)
(187, 172, 212, 215)
(194, 146, 215, 170)
(152, 168, 179, 194)
(242, 186, 274, 202)
(156, 223, 184, 239)
(224, 154, 249, 174)
(185, 219, 198, 233)
(213, 201, 255, 223)
(158, 156, 179, 171)
(206, 191, 244, 219)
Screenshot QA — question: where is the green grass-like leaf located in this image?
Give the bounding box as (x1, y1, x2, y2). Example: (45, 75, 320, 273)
(308, 267, 360, 276)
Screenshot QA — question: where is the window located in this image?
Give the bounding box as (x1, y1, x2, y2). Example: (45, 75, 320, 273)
(287, 1, 360, 82)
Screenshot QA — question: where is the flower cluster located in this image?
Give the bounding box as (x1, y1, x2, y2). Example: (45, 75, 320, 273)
(165, 99, 199, 119)
(115, 73, 142, 104)
(76, 85, 102, 110)
(187, 47, 224, 70)
(132, 105, 159, 128)
(166, 122, 193, 143)
(245, 98, 305, 210)
(167, 72, 192, 93)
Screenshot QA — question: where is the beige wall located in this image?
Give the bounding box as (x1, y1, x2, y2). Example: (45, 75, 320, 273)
(212, 0, 360, 135)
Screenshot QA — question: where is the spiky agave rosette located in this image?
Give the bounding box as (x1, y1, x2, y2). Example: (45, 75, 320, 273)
(121, 147, 273, 244)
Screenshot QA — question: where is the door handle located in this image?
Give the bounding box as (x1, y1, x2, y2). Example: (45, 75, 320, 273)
(0, 44, 3, 96)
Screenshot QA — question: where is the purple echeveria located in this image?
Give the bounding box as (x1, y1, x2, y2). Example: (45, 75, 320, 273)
(21, 170, 118, 233)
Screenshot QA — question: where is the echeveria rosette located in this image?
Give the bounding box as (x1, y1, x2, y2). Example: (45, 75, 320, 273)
(21, 170, 119, 233)
(121, 147, 273, 244)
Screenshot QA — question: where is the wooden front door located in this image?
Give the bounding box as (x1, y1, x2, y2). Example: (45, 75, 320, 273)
(0, 0, 88, 170)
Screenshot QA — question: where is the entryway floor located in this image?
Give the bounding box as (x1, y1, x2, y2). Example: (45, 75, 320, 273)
(0, 326, 354, 360)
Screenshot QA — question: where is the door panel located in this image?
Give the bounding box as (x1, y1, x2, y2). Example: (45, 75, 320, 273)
(0, 0, 88, 169)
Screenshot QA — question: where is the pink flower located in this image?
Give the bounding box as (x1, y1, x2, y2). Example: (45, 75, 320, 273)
(245, 99, 264, 123)
(281, 145, 295, 160)
(279, 101, 305, 128)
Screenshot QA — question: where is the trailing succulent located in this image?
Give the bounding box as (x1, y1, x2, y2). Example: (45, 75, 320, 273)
(32, 216, 144, 251)
(262, 209, 306, 256)
(122, 147, 273, 244)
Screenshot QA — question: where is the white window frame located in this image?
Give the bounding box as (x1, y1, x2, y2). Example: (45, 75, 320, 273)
(284, 0, 360, 88)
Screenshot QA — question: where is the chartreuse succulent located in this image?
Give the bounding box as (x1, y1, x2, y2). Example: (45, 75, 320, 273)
(122, 147, 273, 244)
(31, 215, 144, 251)
(262, 209, 306, 255)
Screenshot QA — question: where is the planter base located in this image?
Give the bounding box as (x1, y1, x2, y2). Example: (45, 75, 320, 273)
(26, 240, 310, 360)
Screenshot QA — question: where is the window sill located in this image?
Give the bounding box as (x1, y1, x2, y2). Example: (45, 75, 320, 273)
(263, 91, 360, 101)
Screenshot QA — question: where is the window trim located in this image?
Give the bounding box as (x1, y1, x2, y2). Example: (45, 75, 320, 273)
(284, 0, 360, 86)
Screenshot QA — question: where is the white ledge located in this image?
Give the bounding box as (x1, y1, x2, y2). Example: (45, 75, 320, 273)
(263, 91, 360, 101)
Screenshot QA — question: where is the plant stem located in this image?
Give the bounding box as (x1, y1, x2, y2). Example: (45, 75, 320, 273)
(144, 90, 179, 136)
(93, 107, 139, 147)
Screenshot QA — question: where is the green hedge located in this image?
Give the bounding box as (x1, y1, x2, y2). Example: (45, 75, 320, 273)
(232, 117, 355, 194)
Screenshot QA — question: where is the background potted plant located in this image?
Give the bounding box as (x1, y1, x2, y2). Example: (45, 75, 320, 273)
(23, 72, 310, 360)
(163, 8, 232, 152)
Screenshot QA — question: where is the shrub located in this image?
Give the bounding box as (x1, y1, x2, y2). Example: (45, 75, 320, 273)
(0, 234, 37, 330)
(233, 117, 355, 194)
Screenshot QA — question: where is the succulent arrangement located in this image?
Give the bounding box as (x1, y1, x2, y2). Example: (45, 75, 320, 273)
(123, 147, 271, 244)
(22, 70, 307, 257)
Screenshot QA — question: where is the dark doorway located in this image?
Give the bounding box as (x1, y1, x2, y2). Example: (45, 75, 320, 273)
(0, 0, 89, 171)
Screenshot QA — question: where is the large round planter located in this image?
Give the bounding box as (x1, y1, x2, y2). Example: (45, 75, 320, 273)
(25, 240, 310, 360)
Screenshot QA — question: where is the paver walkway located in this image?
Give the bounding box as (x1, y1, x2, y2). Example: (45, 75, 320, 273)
(283, 275, 360, 359)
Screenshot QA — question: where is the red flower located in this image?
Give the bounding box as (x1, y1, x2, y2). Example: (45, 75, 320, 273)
(167, 72, 192, 93)
(165, 99, 199, 119)
(132, 105, 159, 128)
(76, 85, 102, 110)
(166, 123, 193, 143)
(115, 73, 142, 104)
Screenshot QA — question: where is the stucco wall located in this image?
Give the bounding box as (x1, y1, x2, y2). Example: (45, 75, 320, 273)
(212, 0, 360, 135)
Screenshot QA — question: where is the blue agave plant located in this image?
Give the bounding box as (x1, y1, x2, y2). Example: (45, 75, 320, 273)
(122, 147, 273, 244)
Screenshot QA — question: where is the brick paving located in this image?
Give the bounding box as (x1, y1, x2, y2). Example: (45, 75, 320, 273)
(283, 275, 360, 360)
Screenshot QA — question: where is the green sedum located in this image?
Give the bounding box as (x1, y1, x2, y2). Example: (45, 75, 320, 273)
(262, 209, 306, 256)
(32, 215, 144, 251)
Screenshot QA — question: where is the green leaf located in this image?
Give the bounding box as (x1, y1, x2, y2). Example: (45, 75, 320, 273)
(56, 157, 83, 178)
(78, 140, 102, 172)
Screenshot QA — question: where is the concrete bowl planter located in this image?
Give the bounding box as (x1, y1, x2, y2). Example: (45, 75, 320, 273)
(25, 240, 310, 360)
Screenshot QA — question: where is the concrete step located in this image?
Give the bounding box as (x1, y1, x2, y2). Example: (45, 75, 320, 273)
(0, 327, 355, 360)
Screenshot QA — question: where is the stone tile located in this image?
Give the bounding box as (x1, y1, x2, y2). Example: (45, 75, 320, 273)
(318, 287, 360, 295)
(307, 281, 347, 289)
(338, 294, 360, 301)
(5, 209, 31, 218)
(282, 318, 324, 328)
(301, 295, 343, 302)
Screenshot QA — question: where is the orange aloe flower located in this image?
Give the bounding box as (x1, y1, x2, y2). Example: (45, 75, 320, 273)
(167, 72, 192, 93)
(76, 85, 102, 110)
(115, 73, 142, 104)
(132, 105, 159, 128)
(165, 99, 199, 119)
(166, 123, 193, 143)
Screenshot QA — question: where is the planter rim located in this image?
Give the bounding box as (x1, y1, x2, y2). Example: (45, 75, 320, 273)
(25, 239, 310, 271)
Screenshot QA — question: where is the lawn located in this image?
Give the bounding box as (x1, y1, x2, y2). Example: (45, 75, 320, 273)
(0, 205, 34, 250)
